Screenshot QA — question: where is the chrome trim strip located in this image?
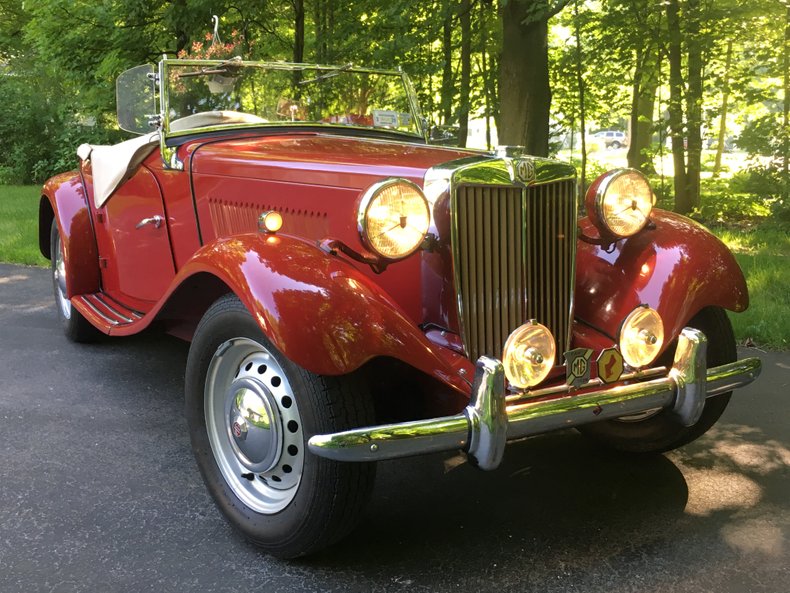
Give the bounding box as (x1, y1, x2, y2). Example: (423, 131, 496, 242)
(307, 329, 762, 469)
(78, 296, 120, 326)
(503, 366, 668, 404)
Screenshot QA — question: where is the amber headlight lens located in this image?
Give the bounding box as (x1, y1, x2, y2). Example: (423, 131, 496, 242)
(589, 169, 654, 237)
(619, 306, 664, 368)
(358, 179, 430, 260)
(502, 321, 556, 389)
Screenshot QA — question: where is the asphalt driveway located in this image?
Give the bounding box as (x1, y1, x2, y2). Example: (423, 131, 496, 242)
(1, 262, 788, 593)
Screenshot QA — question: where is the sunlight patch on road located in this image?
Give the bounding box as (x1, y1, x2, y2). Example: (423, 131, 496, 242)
(682, 469, 762, 517)
(721, 512, 787, 558)
(710, 438, 790, 475)
(0, 274, 30, 284)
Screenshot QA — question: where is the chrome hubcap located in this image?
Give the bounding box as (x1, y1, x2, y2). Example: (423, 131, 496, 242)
(53, 232, 71, 320)
(205, 337, 304, 514)
(227, 377, 282, 473)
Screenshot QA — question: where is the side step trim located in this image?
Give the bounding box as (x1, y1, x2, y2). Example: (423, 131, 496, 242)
(73, 292, 144, 329)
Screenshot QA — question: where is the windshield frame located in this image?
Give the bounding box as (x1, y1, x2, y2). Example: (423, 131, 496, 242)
(157, 58, 427, 143)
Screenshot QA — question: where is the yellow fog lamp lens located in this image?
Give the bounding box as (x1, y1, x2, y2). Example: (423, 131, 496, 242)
(259, 210, 283, 233)
(358, 178, 430, 260)
(587, 169, 654, 237)
(502, 321, 556, 389)
(619, 306, 664, 368)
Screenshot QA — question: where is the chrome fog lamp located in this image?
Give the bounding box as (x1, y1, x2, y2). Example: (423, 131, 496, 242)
(358, 178, 430, 260)
(502, 321, 556, 389)
(619, 305, 664, 368)
(586, 169, 654, 238)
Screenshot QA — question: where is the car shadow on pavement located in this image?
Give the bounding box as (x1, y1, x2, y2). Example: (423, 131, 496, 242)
(301, 416, 789, 591)
(308, 431, 690, 564)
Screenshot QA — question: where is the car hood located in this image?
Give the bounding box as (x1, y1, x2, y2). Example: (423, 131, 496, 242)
(189, 132, 478, 188)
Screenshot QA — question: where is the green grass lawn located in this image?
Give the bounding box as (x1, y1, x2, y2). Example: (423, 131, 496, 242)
(0, 184, 786, 349)
(0, 185, 47, 266)
(712, 226, 790, 351)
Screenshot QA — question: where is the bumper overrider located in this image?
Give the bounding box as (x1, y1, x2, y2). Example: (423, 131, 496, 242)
(308, 328, 761, 470)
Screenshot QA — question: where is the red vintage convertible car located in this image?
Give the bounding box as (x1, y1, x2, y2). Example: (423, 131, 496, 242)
(40, 58, 761, 558)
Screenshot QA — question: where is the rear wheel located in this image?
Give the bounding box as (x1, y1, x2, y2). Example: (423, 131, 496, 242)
(185, 294, 376, 558)
(578, 307, 736, 453)
(50, 220, 100, 342)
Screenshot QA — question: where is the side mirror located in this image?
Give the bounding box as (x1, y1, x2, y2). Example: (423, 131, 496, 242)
(116, 64, 157, 134)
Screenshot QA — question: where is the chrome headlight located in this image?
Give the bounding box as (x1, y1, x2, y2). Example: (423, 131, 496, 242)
(619, 305, 664, 368)
(358, 178, 430, 260)
(502, 321, 556, 389)
(586, 169, 654, 238)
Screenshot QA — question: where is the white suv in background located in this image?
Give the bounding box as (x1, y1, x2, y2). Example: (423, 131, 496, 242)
(591, 130, 628, 149)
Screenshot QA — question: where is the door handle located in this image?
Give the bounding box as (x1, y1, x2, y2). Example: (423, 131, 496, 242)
(136, 215, 164, 229)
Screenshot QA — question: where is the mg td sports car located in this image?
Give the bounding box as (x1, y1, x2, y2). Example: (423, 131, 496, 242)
(39, 58, 761, 558)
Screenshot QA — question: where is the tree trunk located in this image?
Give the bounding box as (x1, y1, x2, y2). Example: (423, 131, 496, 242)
(666, 0, 689, 214)
(480, 2, 492, 149)
(457, 0, 472, 147)
(685, 0, 703, 212)
(313, 0, 323, 63)
(574, 0, 586, 191)
(713, 39, 733, 176)
(783, 3, 789, 201)
(292, 0, 305, 89)
(440, 1, 454, 126)
(627, 42, 659, 174)
(498, 1, 552, 155)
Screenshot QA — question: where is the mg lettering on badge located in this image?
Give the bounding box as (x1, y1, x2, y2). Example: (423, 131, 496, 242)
(565, 348, 593, 388)
(515, 159, 536, 184)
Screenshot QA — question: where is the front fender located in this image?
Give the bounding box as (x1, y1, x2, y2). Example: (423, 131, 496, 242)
(41, 171, 100, 297)
(575, 209, 748, 348)
(176, 233, 470, 393)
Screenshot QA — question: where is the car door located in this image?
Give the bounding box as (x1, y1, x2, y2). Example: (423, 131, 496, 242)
(92, 165, 176, 308)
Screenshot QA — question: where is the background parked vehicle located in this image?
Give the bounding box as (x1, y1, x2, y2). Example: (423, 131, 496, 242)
(590, 130, 629, 149)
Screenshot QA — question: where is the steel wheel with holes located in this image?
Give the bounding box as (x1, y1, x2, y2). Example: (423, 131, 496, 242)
(50, 220, 100, 342)
(578, 307, 736, 453)
(185, 294, 376, 558)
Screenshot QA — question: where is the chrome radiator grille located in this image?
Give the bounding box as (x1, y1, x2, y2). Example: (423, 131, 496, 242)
(453, 180, 577, 360)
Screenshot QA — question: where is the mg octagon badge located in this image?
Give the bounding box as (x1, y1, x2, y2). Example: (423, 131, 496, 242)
(515, 158, 536, 184)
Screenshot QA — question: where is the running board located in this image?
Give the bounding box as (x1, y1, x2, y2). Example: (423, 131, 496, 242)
(72, 292, 144, 332)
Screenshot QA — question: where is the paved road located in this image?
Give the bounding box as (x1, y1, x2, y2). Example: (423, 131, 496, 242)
(1, 262, 788, 593)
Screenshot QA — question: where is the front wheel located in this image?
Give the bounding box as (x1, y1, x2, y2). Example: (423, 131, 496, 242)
(185, 294, 376, 558)
(578, 307, 736, 453)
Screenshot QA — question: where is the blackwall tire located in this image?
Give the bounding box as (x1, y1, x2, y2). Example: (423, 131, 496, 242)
(50, 220, 100, 343)
(185, 294, 376, 558)
(577, 307, 736, 453)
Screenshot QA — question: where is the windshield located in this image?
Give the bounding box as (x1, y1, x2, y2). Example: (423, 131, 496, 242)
(162, 60, 423, 138)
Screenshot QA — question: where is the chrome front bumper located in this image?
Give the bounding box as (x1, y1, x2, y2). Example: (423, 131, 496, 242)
(308, 329, 762, 470)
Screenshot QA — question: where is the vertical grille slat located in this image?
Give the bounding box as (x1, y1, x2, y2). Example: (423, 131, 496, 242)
(454, 180, 576, 361)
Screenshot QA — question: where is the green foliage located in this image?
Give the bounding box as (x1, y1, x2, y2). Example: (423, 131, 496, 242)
(0, 185, 47, 266)
(693, 177, 772, 223)
(713, 226, 790, 350)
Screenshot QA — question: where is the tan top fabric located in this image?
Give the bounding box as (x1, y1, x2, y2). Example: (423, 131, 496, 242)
(77, 132, 160, 208)
(77, 111, 266, 208)
(169, 110, 267, 132)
